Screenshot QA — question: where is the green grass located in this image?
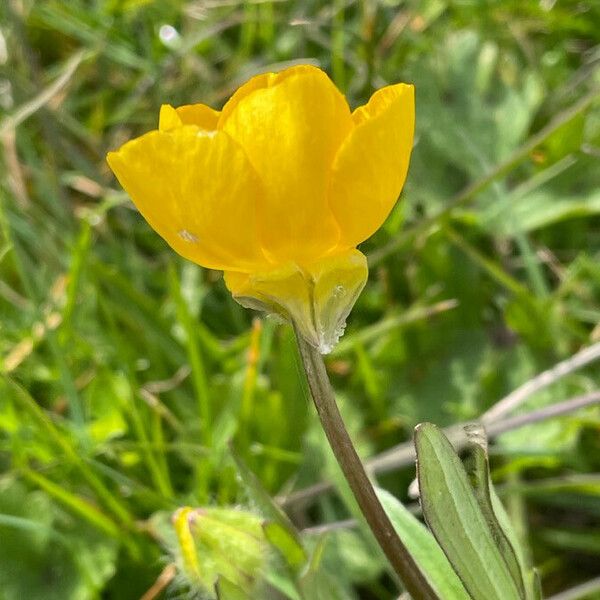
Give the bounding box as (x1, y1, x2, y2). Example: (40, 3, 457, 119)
(1, 0, 600, 598)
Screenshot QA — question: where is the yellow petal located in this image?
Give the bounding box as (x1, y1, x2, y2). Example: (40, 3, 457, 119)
(159, 103, 220, 132)
(329, 83, 415, 248)
(176, 103, 220, 129)
(158, 105, 182, 131)
(107, 126, 268, 272)
(219, 72, 274, 124)
(219, 65, 354, 264)
(224, 249, 367, 353)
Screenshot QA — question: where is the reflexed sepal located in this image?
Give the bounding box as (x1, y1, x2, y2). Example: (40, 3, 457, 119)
(225, 249, 368, 354)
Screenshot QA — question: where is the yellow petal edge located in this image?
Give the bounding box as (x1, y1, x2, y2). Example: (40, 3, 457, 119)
(329, 83, 415, 248)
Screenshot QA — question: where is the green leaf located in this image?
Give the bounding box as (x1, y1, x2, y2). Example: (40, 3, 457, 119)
(22, 468, 121, 539)
(262, 571, 302, 600)
(490, 485, 541, 600)
(298, 536, 348, 600)
(462, 425, 526, 598)
(264, 522, 307, 571)
(376, 488, 470, 600)
(230, 446, 303, 546)
(0, 479, 118, 600)
(464, 424, 542, 600)
(531, 571, 543, 600)
(215, 576, 253, 600)
(415, 422, 523, 600)
(463, 425, 541, 600)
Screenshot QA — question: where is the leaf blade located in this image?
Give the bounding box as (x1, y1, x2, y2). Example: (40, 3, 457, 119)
(415, 422, 523, 600)
(376, 488, 470, 600)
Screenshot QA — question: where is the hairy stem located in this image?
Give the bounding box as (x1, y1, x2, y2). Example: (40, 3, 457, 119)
(295, 330, 437, 600)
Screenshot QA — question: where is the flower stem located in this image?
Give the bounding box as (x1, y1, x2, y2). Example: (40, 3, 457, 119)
(295, 330, 438, 600)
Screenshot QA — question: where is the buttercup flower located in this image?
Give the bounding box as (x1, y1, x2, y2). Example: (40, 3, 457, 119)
(107, 65, 414, 352)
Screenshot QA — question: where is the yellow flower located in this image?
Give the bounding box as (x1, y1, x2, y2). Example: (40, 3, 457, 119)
(107, 65, 414, 352)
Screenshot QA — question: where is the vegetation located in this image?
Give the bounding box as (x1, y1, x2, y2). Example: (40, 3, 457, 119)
(1, 0, 599, 598)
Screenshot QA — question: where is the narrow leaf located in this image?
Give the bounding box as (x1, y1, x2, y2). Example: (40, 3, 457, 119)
(230, 446, 305, 557)
(263, 521, 307, 571)
(376, 488, 470, 600)
(415, 422, 523, 600)
(21, 468, 120, 539)
(299, 535, 347, 600)
(490, 483, 541, 600)
(463, 424, 526, 597)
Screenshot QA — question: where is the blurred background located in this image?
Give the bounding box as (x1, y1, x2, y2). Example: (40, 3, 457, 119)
(1, 0, 600, 598)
